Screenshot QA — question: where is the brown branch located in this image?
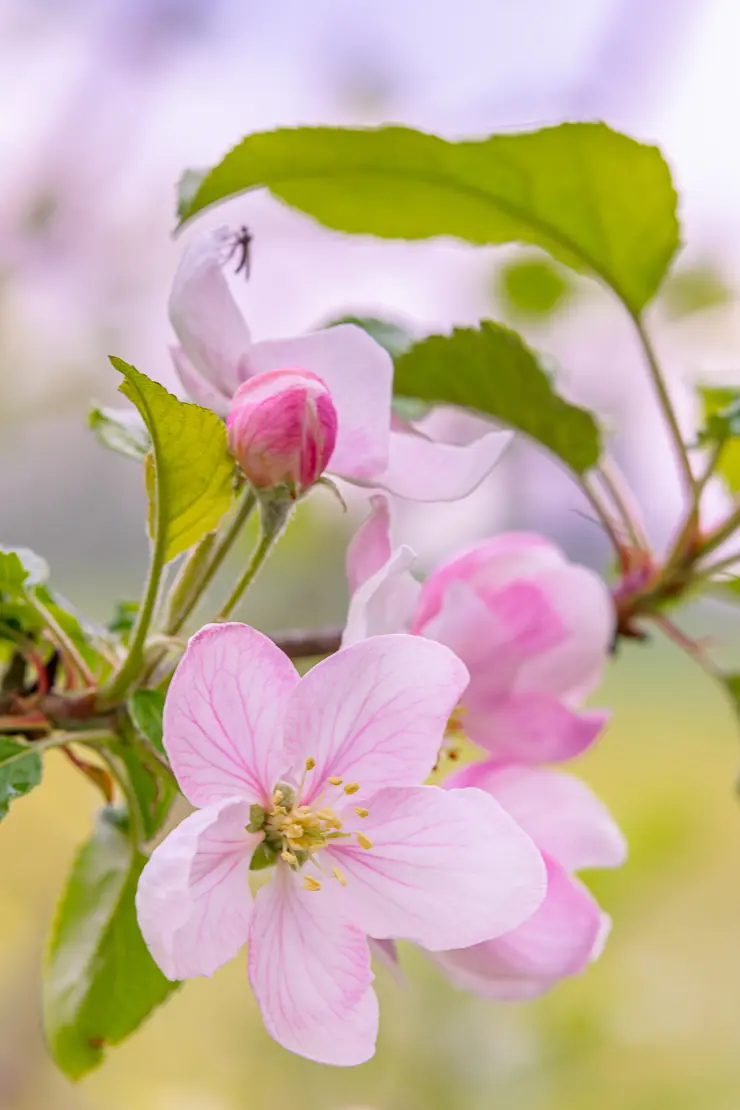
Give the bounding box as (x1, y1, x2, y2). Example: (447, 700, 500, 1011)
(272, 628, 342, 660)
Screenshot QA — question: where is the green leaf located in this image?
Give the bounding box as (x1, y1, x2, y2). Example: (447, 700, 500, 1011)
(108, 600, 139, 640)
(35, 586, 102, 672)
(89, 406, 151, 461)
(662, 261, 733, 320)
(44, 810, 177, 1078)
(699, 387, 740, 491)
(322, 314, 415, 359)
(178, 123, 679, 312)
(116, 741, 176, 841)
(0, 737, 43, 819)
(393, 322, 601, 474)
(111, 358, 236, 563)
(497, 255, 574, 318)
(128, 689, 165, 753)
(0, 549, 31, 592)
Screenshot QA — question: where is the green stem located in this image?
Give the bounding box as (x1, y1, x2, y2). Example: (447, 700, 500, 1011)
(580, 474, 622, 552)
(102, 521, 168, 703)
(96, 746, 145, 848)
(217, 497, 292, 621)
(632, 314, 695, 494)
(0, 729, 115, 769)
(29, 593, 96, 687)
(165, 487, 256, 635)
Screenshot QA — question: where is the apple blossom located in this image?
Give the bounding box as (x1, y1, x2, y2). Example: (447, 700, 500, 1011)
(135, 623, 547, 1066)
(433, 760, 626, 998)
(169, 227, 511, 501)
(343, 495, 614, 763)
(226, 368, 337, 495)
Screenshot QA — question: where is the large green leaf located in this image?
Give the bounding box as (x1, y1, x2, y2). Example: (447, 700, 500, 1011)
(393, 322, 601, 474)
(178, 123, 679, 312)
(111, 358, 235, 562)
(0, 737, 43, 819)
(699, 387, 740, 492)
(44, 810, 177, 1078)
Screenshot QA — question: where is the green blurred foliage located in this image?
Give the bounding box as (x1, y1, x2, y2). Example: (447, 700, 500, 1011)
(497, 256, 575, 319)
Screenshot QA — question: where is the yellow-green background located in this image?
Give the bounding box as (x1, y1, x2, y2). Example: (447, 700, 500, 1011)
(2, 504, 740, 1110)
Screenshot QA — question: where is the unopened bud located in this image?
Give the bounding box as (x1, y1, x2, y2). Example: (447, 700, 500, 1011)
(227, 368, 337, 497)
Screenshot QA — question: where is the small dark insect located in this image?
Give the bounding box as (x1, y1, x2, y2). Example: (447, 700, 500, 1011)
(228, 225, 253, 280)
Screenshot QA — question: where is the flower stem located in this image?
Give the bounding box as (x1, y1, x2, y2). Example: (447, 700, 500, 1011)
(217, 496, 292, 621)
(632, 313, 694, 494)
(165, 487, 257, 635)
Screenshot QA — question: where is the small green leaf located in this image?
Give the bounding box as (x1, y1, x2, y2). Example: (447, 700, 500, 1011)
(699, 387, 740, 491)
(393, 322, 601, 474)
(108, 600, 139, 640)
(0, 737, 43, 819)
(179, 123, 679, 312)
(249, 841, 278, 871)
(128, 689, 165, 753)
(0, 549, 31, 592)
(322, 314, 415, 359)
(35, 586, 102, 672)
(44, 811, 177, 1078)
(89, 406, 151, 461)
(662, 262, 733, 320)
(111, 358, 236, 562)
(116, 742, 176, 841)
(176, 167, 208, 222)
(497, 255, 574, 318)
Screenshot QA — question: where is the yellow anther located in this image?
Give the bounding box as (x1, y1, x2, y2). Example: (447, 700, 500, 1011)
(273, 789, 284, 803)
(285, 823, 304, 840)
(354, 807, 369, 818)
(328, 776, 343, 786)
(281, 850, 297, 866)
(305, 757, 316, 771)
(343, 782, 360, 795)
(315, 808, 342, 829)
(303, 876, 322, 891)
(356, 833, 373, 850)
(331, 866, 347, 887)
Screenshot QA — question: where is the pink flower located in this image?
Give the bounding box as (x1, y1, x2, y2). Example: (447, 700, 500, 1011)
(135, 623, 547, 1065)
(343, 496, 614, 763)
(226, 368, 337, 495)
(169, 227, 511, 501)
(433, 760, 626, 998)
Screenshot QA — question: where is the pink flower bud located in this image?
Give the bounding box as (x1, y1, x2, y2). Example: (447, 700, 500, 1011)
(226, 368, 338, 496)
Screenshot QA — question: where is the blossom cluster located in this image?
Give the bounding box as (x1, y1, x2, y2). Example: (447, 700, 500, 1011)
(135, 227, 626, 1066)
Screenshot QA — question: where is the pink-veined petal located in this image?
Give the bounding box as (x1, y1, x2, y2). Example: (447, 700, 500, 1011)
(284, 636, 468, 802)
(342, 544, 420, 647)
(247, 866, 377, 1065)
(170, 346, 232, 417)
(246, 325, 392, 480)
(330, 785, 546, 951)
(515, 564, 614, 702)
(414, 533, 564, 629)
(346, 495, 393, 595)
(448, 762, 627, 872)
(164, 623, 299, 807)
(468, 693, 608, 764)
(169, 227, 251, 398)
(370, 426, 512, 502)
(136, 799, 257, 980)
(434, 856, 603, 999)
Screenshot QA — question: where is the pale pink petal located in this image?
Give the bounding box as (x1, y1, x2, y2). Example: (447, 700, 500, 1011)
(370, 426, 511, 502)
(448, 762, 627, 872)
(283, 636, 468, 802)
(341, 544, 420, 647)
(368, 938, 405, 985)
(330, 785, 546, 951)
(136, 799, 257, 980)
(164, 623, 299, 807)
(170, 346, 232, 417)
(246, 325, 392, 480)
(468, 694, 608, 764)
(248, 866, 377, 1065)
(169, 227, 251, 398)
(346, 495, 392, 595)
(515, 564, 614, 702)
(414, 533, 564, 629)
(434, 856, 602, 999)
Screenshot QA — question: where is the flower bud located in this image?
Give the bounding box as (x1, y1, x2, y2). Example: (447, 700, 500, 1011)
(226, 368, 338, 496)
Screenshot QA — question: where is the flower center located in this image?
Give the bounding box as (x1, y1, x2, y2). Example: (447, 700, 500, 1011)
(247, 758, 372, 886)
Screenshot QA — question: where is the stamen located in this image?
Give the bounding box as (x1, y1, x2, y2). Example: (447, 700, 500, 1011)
(354, 807, 369, 818)
(331, 866, 347, 887)
(303, 876, 322, 891)
(356, 833, 373, 850)
(343, 782, 360, 795)
(281, 850, 297, 866)
(328, 776, 343, 786)
(305, 757, 316, 771)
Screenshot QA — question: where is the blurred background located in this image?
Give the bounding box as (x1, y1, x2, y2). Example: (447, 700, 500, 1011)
(2, 0, 740, 1107)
